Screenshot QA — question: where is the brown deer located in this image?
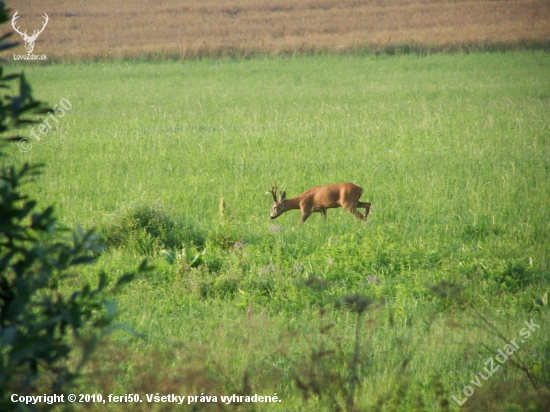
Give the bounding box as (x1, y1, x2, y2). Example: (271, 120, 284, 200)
(269, 183, 371, 225)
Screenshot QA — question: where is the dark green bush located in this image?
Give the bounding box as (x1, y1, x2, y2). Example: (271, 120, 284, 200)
(0, 161, 147, 408)
(0, 7, 148, 408)
(100, 202, 205, 254)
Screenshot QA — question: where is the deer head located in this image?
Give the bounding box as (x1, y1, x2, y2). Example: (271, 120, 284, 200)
(12, 11, 49, 54)
(269, 185, 287, 219)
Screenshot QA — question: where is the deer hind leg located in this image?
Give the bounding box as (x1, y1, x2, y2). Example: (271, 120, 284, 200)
(341, 195, 366, 221)
(347, 207, 366, 221)
(357, 202, 371, 219)
(320, 208, 327, 219)
(342, 202, 366, 221)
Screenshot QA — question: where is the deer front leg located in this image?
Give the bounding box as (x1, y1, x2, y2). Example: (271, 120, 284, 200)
(298, 206, 313, 225)
(298, 211, 312, 225)
(320, 208, 327, 219)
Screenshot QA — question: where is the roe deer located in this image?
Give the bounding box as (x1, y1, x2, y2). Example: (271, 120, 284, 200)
(269, 183, 371, 225)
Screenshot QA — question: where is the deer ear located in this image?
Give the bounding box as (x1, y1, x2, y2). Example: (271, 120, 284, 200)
(280, 191, 286, 202)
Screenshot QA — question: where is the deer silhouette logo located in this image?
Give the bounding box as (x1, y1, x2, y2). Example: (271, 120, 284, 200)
(11, 11, 49, 54)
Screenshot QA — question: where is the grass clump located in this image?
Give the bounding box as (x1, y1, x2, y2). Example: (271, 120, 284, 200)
(100, 201, 205, 254)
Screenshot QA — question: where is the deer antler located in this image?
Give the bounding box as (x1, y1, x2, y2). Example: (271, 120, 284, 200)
(270, 184, 278, 202)
(11, 11, 27, 38)
(30, 13, 49, 40)
(12, 12, 48, 41)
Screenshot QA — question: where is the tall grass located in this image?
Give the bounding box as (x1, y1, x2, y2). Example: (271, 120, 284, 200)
(6, 51, 550, 410)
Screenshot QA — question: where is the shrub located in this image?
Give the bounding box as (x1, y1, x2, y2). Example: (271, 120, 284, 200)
(100, 202, 205, 254)
(0, 162, 148, 408)
(0, 7, 148, 408)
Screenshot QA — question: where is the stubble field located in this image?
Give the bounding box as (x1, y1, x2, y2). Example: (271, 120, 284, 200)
(9, 0, 550, 60)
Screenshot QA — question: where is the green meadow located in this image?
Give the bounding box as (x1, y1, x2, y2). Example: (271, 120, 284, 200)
(6, 51, 550, 410)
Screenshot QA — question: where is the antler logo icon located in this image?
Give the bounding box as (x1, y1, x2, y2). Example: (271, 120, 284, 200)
(11, 11, 49, 54)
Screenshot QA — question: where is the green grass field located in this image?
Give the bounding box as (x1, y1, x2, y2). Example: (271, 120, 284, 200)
(6, 51, 550, 411)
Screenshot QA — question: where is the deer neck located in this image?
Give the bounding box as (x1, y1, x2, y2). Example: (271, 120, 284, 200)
(282, 196, 302, 212)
